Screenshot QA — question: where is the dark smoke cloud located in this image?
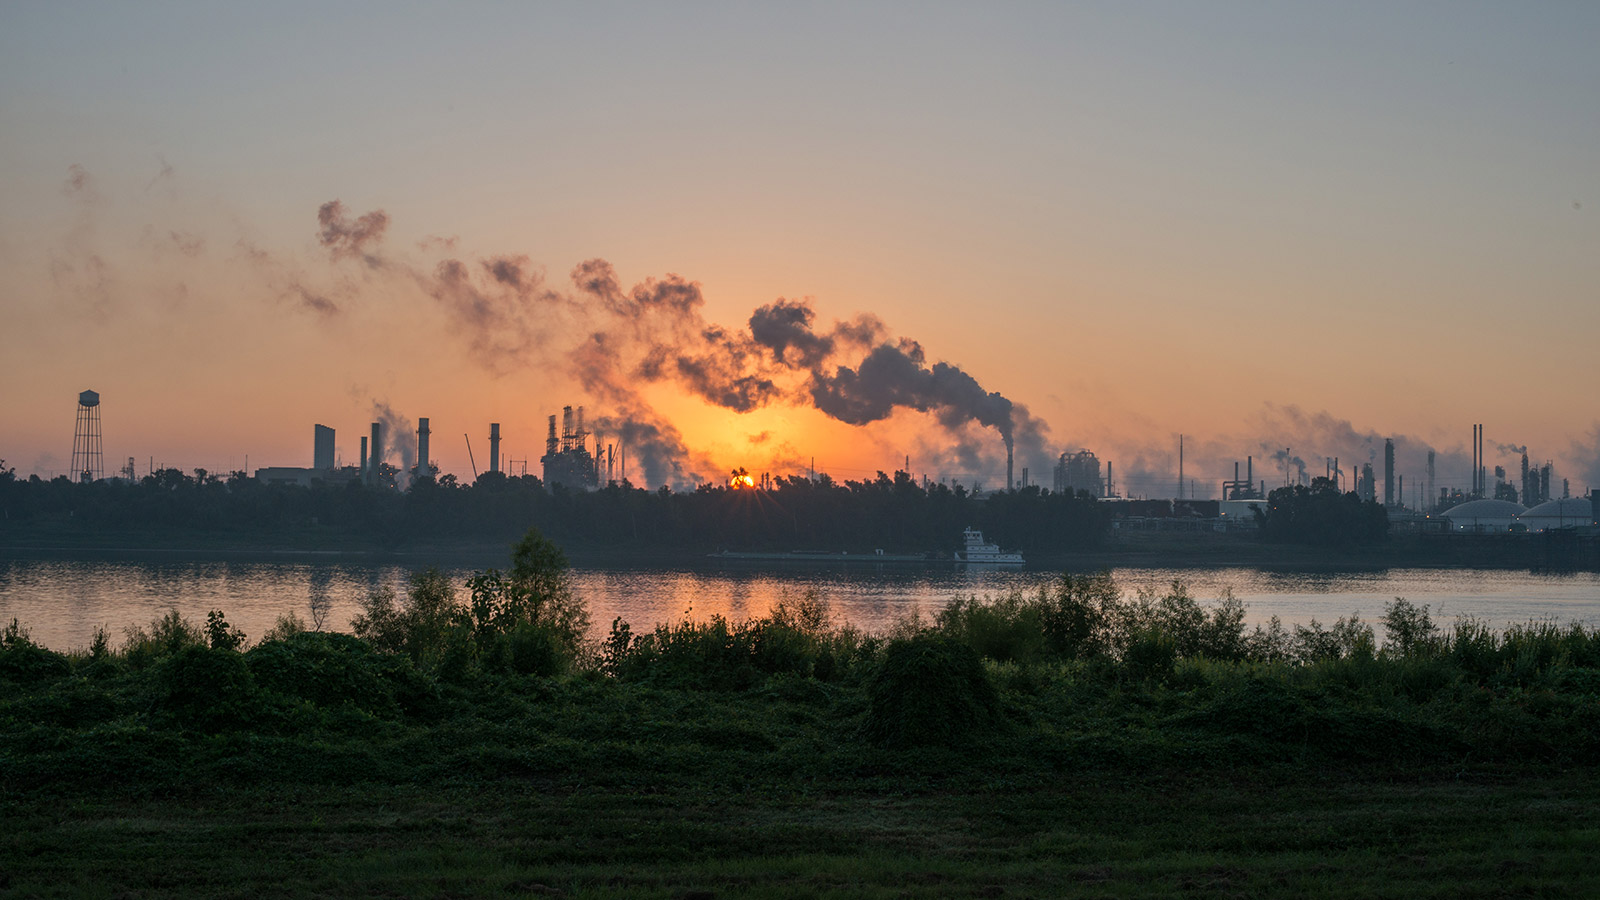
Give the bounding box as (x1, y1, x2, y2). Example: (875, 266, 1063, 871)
(420, 255, 566, 372)
(591, 410, 710, 489)
(238, 238, 343, 317)
(317, 200, 389, 267)
(1266, 446, 1310, 485)
(62, 164, 95, 199)
(306, 202, 1052, 488)
(1494, 441, 1527, 456)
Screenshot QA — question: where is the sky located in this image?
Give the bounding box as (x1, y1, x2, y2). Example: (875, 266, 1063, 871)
(2, 2, 1597, 499)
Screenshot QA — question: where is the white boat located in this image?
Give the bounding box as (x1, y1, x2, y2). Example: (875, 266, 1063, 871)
(958, 527, 1024, 564)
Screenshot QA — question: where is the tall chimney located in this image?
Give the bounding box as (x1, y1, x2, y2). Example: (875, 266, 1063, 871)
(1384, 438, 1395, 507)
(489, 423, 501, 474)
(359, 436, 368, 479)
(1178, 434, 1184, 500)
(1007, 445, 1014, 492)
(417, 418, 430, 479)
(370, 422, 382, 481)
(1247, 455, 1253, 493)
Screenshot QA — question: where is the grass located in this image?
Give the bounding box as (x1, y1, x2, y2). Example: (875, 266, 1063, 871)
(6, 772, 1598, 897)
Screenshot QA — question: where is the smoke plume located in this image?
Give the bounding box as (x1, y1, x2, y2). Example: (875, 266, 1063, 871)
(310, 202, 1053, 487)
(372, 401, 415, 487)
(318, 200, 389, 267)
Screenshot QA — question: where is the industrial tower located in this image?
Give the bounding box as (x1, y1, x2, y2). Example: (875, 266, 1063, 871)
(71, 390, 103, 483)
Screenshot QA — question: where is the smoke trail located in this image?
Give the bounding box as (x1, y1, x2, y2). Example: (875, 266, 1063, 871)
(318, 200, 389, 267)
(372, 401, 415, 488)
(313, 202, 1053, 486)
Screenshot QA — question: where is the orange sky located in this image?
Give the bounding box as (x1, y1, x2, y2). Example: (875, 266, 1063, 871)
(3, 5, 1598, 499)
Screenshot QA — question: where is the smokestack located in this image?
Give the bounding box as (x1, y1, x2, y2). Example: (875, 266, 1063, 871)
(370, 422, 382, 481)
(1472, 424, 1479, 496)
(1007, 445, 1014, 492)
(1426, 451, 1435, 513)
(1106, 460, 1113, 498)
(1247, 455, 1253, 491)
(359, 436, 368, 478)
(314, 424, 335, 470)
(417, 418, 430, 479)
(489, 423, 501, 474)
(1384, 438, 1394, 507)
(1178, 434, 1184, 500)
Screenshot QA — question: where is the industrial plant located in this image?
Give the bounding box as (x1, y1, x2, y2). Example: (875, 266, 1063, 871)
(48, 390, 1600, 540)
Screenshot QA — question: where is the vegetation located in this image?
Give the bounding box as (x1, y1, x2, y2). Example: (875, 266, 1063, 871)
(0, 465, 1110, 554)
(3, 530, 1599, 895)
(1259, 476, 1389, 545)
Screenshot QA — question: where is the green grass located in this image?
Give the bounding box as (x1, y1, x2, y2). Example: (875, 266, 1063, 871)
(6, 773, 1597, 897)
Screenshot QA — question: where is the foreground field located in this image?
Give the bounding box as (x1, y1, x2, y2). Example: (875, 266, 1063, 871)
(7, 768, 1598, 897)
(4, 547, 1599, 896)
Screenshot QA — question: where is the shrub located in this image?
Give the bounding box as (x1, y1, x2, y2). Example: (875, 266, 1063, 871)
(1381, 598, 1438, 658)
(1037, 572, 1120, 658)
(156, 645, 262, 730)
(1122, 627, 1178, 682)
(864, 634, 999, 748)
(0, 619, 72, 686)
(935, 592, 1045, 663)
(123, 610, 205, 668)
(205, 610, 247, 651)
(247, 631, 403, 714)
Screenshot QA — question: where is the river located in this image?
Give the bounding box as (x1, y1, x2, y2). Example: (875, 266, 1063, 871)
(4, 556, 1600, 652)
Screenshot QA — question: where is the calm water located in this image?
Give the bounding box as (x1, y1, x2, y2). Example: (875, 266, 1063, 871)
(3, 557, 1599, 651)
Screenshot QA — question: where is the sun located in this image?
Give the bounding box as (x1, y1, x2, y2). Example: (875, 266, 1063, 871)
(729, 467, 756, 489)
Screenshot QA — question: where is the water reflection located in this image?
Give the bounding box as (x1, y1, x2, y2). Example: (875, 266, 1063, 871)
(2, 557, 1597, 651)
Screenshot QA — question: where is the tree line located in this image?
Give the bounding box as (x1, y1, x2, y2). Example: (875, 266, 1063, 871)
(0, 464, 1111, 554)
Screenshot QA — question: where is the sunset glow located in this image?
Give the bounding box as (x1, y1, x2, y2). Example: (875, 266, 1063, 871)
(3, 4, 1597, 499)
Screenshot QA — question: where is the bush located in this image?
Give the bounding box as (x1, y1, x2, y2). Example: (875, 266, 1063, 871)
(1381, 598, 1438, 657)
(935, 592, 1045, 663)
(0, 619, 72, 686)
(247, 631, 406, 715)
(156, 645, 262, 730)
(864, 634, 999, 748)
(123, 610, 205, 668)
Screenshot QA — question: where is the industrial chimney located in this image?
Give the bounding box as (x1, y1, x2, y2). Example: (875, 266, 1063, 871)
(370, 422, 382, 483)
(1007, 445, 1014, 493)
(489, 423, 501, 475)
(416, 418, 430, 480)
(1384, 438, 1395, 507)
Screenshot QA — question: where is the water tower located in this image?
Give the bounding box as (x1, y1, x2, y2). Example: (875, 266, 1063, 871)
(71, 390, 103, 482)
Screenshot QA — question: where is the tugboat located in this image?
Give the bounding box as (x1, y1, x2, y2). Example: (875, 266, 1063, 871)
(957, 527, 1024, 565)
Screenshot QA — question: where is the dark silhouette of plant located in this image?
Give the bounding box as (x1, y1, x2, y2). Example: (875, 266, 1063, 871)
(864, 634, 998, 748)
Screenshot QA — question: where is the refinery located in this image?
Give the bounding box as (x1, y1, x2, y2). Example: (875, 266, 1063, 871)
(49, 390, 1600, 536)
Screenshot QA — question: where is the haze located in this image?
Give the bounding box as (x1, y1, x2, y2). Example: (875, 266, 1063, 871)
(3, 3, 1597, 497)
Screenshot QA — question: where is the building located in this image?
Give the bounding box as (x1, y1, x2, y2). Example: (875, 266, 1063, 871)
(1518, 497, 1594, 532)
(1052, 450, 1104, 498)
(1439, 498, 1526, 533)
(541, 405, 600, 491)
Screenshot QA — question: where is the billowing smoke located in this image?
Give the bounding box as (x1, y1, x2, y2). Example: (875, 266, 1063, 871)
(312, 204, 1049, 488)
(1266, 446, 1309, 485)
(372, 401, 415, 487)
(1569, 423, 1600, 492)
(1495, 441, 1528, 456)
(318, 200, 389, 267)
